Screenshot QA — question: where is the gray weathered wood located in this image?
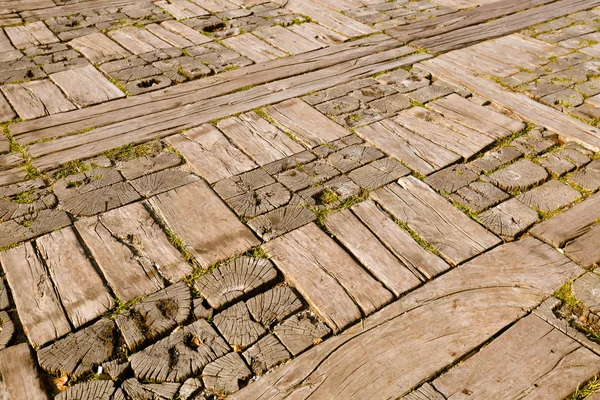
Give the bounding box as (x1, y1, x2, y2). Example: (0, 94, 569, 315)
(328, 144, 384, 173)
(130, 319, 229, 382)
(131, 169, 199, 198)
(243, 334, 291, 376)
(254, 26, 320, 55)
(288, 23, 347, 47)
(122, 379, 181, 400)
(38, 318, 116, 377)
(107, 27, 171, 55)
(0, 278, 9, 310)
(352, 200, 450, 279)
(267, 98, 349, 149)
(488, 159, 548, 192)
(195, 256, 278, 310)
(36, 227, 114, 329)
(217, 111, 304, 166)
(247, 286, 303, 326)
(5, 21, 57, 49)
(214, 301, 266, 350)
(356, 119, 461, 176)
(264, 223, 393, 333)
(119, 152, 181, 180)
(179, 377, 203, 400)
(517, 180, 581, 212)
(50, 65, 125, 106)
(0, 343, 48, 400)
(202, 352, 252, 395)
(69, 33, 130, 64)
(286, 0, 375, 37)
(230, 237, 581, 400)
(167, 125, 257, 184)
(273, 311, 331, 356)
(248, 205, 317, 241)
(2, 80, 76, 120)
(433, 314, 600, 399)
(395, 108, 494, 160)
(61, 181, 141, 217)
(0, 311, 14, 350)
(564, 225, 600, 268)
(148, 180, 260, 268)
(478, 198, 539, 238)
(55, 380, 115, 400)
(75, 206, 168, 302)
(531, 192, 600, 248)
(372, 177, 500, 265)
(0, 209, 72, 249)
(223, 33, 288, 63)
(115, 281, 191, 350)
(571, 158, 600, 192)
(326, 209, 423, 296)
(424, 164, 479, 194)
(402, 383, 445, 400)
(430, 93, 525, 140)
(450, 182, 509, 213)
(573, 273, 600, 314)
(0, 242, 71, 348)
(277, 160, 339, 191)
(348, 157, 410, 190)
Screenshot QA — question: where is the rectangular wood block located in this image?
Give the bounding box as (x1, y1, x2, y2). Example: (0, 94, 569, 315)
(50, 65, 125, 106)
(372, 176, 501, 265)
(149, 180, 260, 267)
(264, 223, 393, 332)
(0, 243, 71, 348)
(36, 227, 114, 328)
(0, 343, 48, 400)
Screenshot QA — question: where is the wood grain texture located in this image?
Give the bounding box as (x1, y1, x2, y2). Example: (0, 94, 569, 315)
(286, 0, 375, 37)
(530, 192, 600, 248)
(36, 227, 114, 329)
(0, 343, 48, 400)
(2, 79, 76, 120)
(433, 314, 600, 399)
(230, 237, 581, 400)
(50, 65, 125, 106)
(564, 225, 600, 268)
(214, 302, 266, 350)
(0, 242, 71, 348)
(148, 180, 260, 267)
(243, 334, 291, 375)
(246, 286, 303, 326)
(55, 380, 115, 400)
(202, 352, 252, 395)
(264, 223, 393, 333)
(372, 177, 500, 265)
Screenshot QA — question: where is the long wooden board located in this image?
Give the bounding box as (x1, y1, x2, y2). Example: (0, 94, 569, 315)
(0, 243, 72, 348)
(372, 177, 500, 265)
(413, 0, 600, 53)
(0, 343, 48, 400)
(433, 314, 600, 399)
(388, 0, 556, 43)
(230, 237, 581, 399)
(12, 35, 398, 143)
(420, 55, 600, 150)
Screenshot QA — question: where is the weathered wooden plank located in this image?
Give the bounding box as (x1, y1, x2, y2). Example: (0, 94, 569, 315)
(348, 157, 410, 190)
(20, 0, 153, 19)
(230, 237, 581, 400)
(222, 33, 287, 63)
(395, 107, 495, 160)
(69, 33, 131, 64)
(243, 334, 291, 376)
(130, 169, 198, 198)
(326, 209, 423, 296)
(148, 180, 260, 267)
(217, 111, 304, 165)
(413, 0, 600, 54)
(108, 27, 171, 55)
(50, 65, 125, 107)
(254, 26, 321, 55)
(0, 242, 71, 348)
(478, 198, 538, 238)
(0, 311, 13, 350)
(356, 119, 461, 176)
(28, 49, 429, 171)
(564, 224, 600, 268)
(0, 0, 54, 14)
(146, 23, 193, 48)
(5, 21, 57, 49)
(2, 80, 76, 120)
(36, 227, 114, 329)
(0, 343, 48, 400)
(0, 209, 71, 249)
(372, 177, 501, 265)
(154, 0, 209, 20)
(352, 200, 450, 279)
(248, 204, 317, 241)
(434, 314, 600, 399)
(264, 223, 393, 333)
(388, 0, 555, 43)
(429, 93, 525, 140)
(530, 192, 600, 248)
(517, 180, 581, 212)
(266, 98, 348, 148)
(288, 23, 347, 47)
(0, 91, 15, 123)
(10, 35, 398, 142)
(167, 125, 256, 184)
(420, 54, 600, 151)
(286, 0, 375, 38)
(161, 20, 211, 45)
(75, 207, 167, 302)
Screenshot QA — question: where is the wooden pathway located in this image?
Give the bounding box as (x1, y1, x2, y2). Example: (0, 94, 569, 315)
(0, 0, 600, 399)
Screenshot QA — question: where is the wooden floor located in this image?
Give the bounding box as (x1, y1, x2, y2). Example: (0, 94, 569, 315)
(1, 0, 600, 399)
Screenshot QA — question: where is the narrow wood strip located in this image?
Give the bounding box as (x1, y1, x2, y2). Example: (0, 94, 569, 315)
(387, 0, 556, 43)
(420, 56, 600, 150)
(12, 35, 396, 143)
(20, 0, 150, 20)
(413, 0, 600, 53)
(30, 51, 429, 171)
